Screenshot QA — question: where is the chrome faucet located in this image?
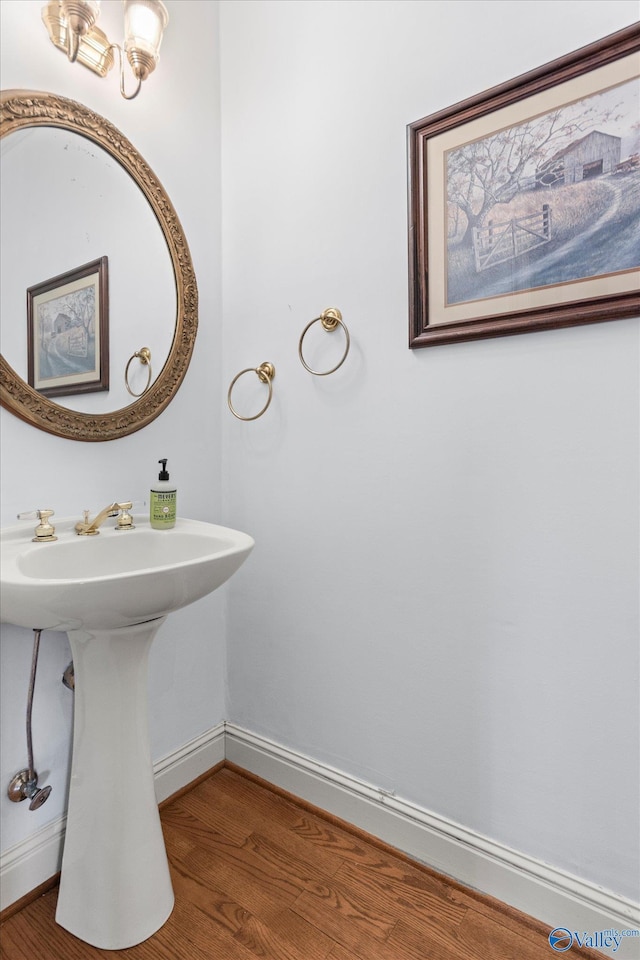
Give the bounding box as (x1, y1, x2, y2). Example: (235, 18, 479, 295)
(75, 501, 134, 536)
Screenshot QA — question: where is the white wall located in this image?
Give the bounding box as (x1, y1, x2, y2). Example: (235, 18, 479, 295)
(220, 0, 640, 905)
(0, 0, 225, 853)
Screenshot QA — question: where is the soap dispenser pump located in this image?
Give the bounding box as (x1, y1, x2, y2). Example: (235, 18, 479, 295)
(150, 459, 177, 529)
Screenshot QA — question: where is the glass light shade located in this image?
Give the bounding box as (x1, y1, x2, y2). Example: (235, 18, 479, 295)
(123, 0, 168, 61)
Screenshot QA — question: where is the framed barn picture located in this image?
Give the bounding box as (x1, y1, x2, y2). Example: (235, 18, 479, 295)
(27, 257, 109, 396)
(408, 24, 640, 347)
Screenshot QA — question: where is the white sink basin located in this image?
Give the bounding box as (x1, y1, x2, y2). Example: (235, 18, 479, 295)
(0, 515, 254, 950)
(0, 516, 254, 631)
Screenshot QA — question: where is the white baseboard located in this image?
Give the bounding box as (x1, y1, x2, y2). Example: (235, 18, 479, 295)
(3, 720, 638, 959)
(0, 814, 67, 915)
(0, 722, 225, 913)
(225, 723, 640, 959)
(153, 721, 225, 804)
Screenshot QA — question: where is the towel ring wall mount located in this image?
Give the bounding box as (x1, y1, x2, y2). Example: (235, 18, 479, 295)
(227, 362, 276, 421)
(298, 307, 350, 376)
(227, 305, 350, 421)
(125, 347, 153, 397)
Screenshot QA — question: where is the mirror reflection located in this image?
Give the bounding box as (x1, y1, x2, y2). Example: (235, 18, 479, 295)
(1, 126, 175, 413)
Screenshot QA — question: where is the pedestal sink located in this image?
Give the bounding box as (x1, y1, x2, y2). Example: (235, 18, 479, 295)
(0, 516, 254, 949)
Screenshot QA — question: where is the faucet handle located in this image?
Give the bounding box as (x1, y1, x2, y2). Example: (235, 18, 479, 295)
(17, 509, 57, 543)
(115, 502, 135, 530)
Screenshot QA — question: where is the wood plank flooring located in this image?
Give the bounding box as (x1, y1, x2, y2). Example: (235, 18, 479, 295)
(0, 763, 607, 959)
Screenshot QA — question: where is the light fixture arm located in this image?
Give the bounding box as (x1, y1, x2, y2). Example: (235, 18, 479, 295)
(109, 43, 143, 101)
(67, 28, 80, 63)
(61, 0, 100, 62)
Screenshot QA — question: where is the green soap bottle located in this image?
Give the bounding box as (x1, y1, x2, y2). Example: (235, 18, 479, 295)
(150, 459, 177, 529)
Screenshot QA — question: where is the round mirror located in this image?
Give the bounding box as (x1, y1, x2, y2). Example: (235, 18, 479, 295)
(0, 90, 198, 441)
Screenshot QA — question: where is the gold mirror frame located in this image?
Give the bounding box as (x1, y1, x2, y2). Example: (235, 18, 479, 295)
(0, 90, 198, 441)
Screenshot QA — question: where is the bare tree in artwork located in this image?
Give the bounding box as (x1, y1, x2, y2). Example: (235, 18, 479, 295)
(447, 90, 628, 251)
(445, 77, 640, 308)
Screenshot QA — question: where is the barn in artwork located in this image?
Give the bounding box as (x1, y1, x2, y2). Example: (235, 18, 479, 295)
(536, 130, 622, 186)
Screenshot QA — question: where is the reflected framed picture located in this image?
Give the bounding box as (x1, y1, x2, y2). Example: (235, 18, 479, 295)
(27, 256, 109, 396)
(408, 24, 640, 347)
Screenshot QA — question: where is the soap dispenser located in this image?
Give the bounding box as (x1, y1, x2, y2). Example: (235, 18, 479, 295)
(150, 459, 177, 529)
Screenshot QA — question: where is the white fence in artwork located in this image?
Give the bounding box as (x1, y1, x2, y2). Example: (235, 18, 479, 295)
(473, 204, 551, 272)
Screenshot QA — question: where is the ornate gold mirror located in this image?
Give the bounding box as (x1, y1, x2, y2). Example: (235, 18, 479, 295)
(0, 90, 197, 441)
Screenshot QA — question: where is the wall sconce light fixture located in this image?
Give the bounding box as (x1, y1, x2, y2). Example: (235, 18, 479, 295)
(42, 0, 169, 100)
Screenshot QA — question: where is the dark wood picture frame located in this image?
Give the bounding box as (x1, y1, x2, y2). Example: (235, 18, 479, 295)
(408, 24, 640, 348)
(27, 257, 109, 396)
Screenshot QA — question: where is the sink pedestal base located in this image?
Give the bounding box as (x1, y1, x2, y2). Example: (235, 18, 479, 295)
(55, 619, 174, 950)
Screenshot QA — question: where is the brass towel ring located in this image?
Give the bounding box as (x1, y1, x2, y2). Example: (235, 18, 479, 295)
(125, 347, 152, 397)
(298, 307, 350, 376)
(228, 362, 276, 421)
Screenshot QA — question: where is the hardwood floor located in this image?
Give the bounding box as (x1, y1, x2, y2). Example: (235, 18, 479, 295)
(0, 763, 607, 959)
